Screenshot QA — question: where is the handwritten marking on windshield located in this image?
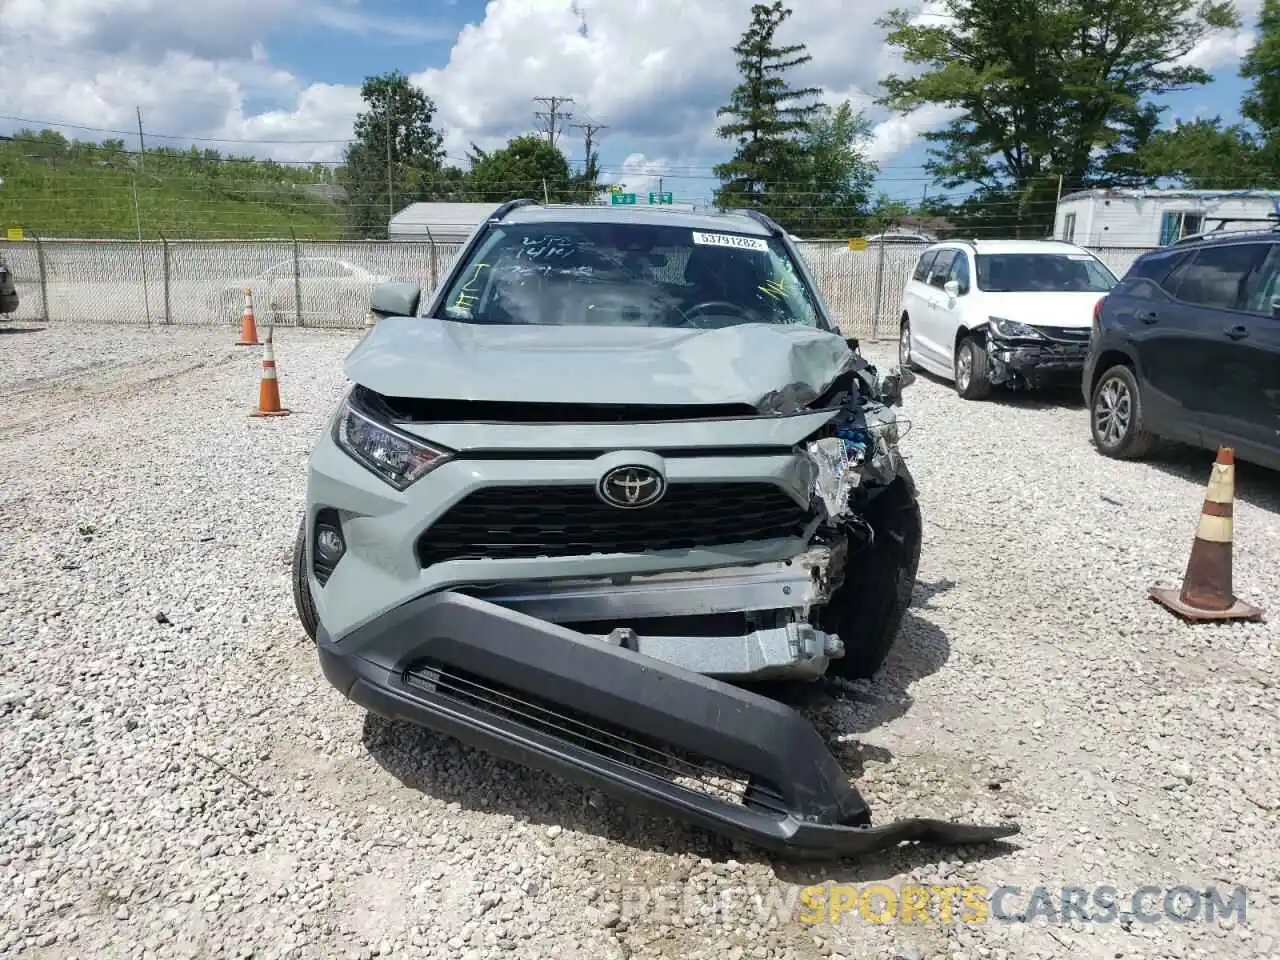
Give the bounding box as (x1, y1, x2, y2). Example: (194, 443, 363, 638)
(452, 261, 489, 311)
(518, 236, 576, 260)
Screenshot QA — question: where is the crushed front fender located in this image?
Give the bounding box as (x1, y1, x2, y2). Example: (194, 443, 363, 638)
(319, 591, 1020, 858)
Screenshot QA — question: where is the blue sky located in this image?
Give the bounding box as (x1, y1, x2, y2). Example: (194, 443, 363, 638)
(0, 0, 1267, 216)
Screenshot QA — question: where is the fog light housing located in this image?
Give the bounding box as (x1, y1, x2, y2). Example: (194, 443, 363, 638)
(312, 509, 345, 586)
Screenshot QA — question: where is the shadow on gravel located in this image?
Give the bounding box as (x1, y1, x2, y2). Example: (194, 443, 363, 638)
(909, 366, 1084, 410)
(0, 325, 45, 335)
(1144, 444, 1280, 514)
(360, 580, 968, 871)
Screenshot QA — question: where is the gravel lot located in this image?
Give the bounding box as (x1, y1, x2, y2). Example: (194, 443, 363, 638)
(1, 321, 1278, 960)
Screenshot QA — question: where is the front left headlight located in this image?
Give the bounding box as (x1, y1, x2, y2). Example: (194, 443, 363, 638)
(987, 316, 1044, 340)
(334, 400, 453, 490)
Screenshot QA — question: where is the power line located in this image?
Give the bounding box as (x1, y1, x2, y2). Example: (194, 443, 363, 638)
(532, 97, 574, 149)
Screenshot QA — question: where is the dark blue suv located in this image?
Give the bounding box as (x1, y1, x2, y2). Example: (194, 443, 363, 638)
(1082, 224, 1280, 471)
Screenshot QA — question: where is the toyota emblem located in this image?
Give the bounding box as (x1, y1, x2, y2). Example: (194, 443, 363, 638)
(597, 465, 666, 509)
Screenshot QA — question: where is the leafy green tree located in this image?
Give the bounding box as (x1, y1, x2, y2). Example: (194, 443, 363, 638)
(779, 100, 878, 236)
(1139, 118, 1272, 187)
(465, 135, 595, 203)
(876, 0, 1239, 234)
(712, 1, 824, 221)
(1241, 0, 1280, 141)
(1139, 0, 1280, 187)
(339, 71, 449, 237)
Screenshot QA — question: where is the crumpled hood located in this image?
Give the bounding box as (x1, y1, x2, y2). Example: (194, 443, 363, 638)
(344, 317, 857, 413)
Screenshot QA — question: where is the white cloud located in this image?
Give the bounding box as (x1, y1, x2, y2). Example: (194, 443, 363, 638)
(866, 105, 959, 164)
(0, 0, 441, 164)
(414, 0, 937, 167)
(0, 0, 1262, 182)
(611, 153, 680, 197)
(1180, 0, 1261, 70)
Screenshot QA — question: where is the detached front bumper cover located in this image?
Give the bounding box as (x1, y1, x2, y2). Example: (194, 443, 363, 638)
(319, 591, 1020, 858)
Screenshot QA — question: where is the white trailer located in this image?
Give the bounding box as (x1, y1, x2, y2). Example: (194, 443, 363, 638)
(1054, 188, 1280, 248)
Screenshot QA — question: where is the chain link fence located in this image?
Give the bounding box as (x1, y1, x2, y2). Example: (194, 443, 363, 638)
(0, 236, 1155, 339)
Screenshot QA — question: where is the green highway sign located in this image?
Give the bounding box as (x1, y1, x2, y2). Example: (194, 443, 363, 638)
(611, 192, 637, 205)
(649, 192, 673, 205)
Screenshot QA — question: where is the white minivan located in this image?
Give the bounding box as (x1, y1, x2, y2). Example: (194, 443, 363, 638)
(897, 239, 1118, 400)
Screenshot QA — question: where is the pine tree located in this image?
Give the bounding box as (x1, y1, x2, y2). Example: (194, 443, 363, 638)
(712, 2, 824, 220)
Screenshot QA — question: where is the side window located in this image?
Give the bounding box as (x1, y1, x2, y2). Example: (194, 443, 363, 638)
(947, 251, 971, 294)
(928, 250, 956, 288)
(1168, 243, 1270, 311)
(1241, 243, 1280, 317)
(912, 251, 938, 282)
(1127, 250, 1188, 287)
(1063, 213, 1076, 243)
(1123, 250, 1190, 299)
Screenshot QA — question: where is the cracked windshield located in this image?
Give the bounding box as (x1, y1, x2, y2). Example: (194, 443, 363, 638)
(438, 222, 823, 328)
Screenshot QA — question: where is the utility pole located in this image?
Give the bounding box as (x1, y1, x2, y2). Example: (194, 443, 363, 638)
(570, 121, 606, 165)
(136, 106, 145, 171)
(386, 110, 394, 222)
(533, 96, 575, 149)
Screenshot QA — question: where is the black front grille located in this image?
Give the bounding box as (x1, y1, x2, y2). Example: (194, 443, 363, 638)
(416, 483, 809, 566)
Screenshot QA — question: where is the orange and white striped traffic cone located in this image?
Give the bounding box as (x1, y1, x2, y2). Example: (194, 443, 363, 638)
(249, 327, 291, 418)
(1149, 447, 1263, 622)
(236, 287, 261, 346)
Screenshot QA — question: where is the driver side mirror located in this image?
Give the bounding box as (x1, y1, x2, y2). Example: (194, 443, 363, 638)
(370, 281, 421, 319)
(943, 279, 961, 299)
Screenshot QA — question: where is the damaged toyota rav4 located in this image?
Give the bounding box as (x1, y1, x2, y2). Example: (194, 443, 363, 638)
(293, 201, 1018, 856)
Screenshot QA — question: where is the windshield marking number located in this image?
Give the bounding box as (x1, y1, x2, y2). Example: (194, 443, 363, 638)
(692, 231, 769, 252)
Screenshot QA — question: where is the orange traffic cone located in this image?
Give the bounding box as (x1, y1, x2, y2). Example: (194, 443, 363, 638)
(236, 287, 261, 346)
(249, 327, 291, 418)
(1149, 447, 1263, 622)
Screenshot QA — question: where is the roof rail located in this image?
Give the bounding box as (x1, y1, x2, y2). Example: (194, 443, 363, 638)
(1173, 220, 1280, 246)
(488, 198, 536, 222)
(725, 208, 786, 237)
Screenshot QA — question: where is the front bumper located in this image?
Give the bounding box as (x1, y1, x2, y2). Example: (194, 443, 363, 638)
(462, 546, 845, 682)
(988, 338, 1090, 388)
(319, 590, 1020, 857)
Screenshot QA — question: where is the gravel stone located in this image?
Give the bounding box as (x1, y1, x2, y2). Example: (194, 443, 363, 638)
(0, 325, 1277, 959)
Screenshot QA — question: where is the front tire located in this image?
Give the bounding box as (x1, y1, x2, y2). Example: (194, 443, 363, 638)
(899, 315, 918, 371)
(291, 515, 319, 643)
(823, 466, 923, 681)
(1090, 363, 1154, 460)
(954, 336, 993, 400)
